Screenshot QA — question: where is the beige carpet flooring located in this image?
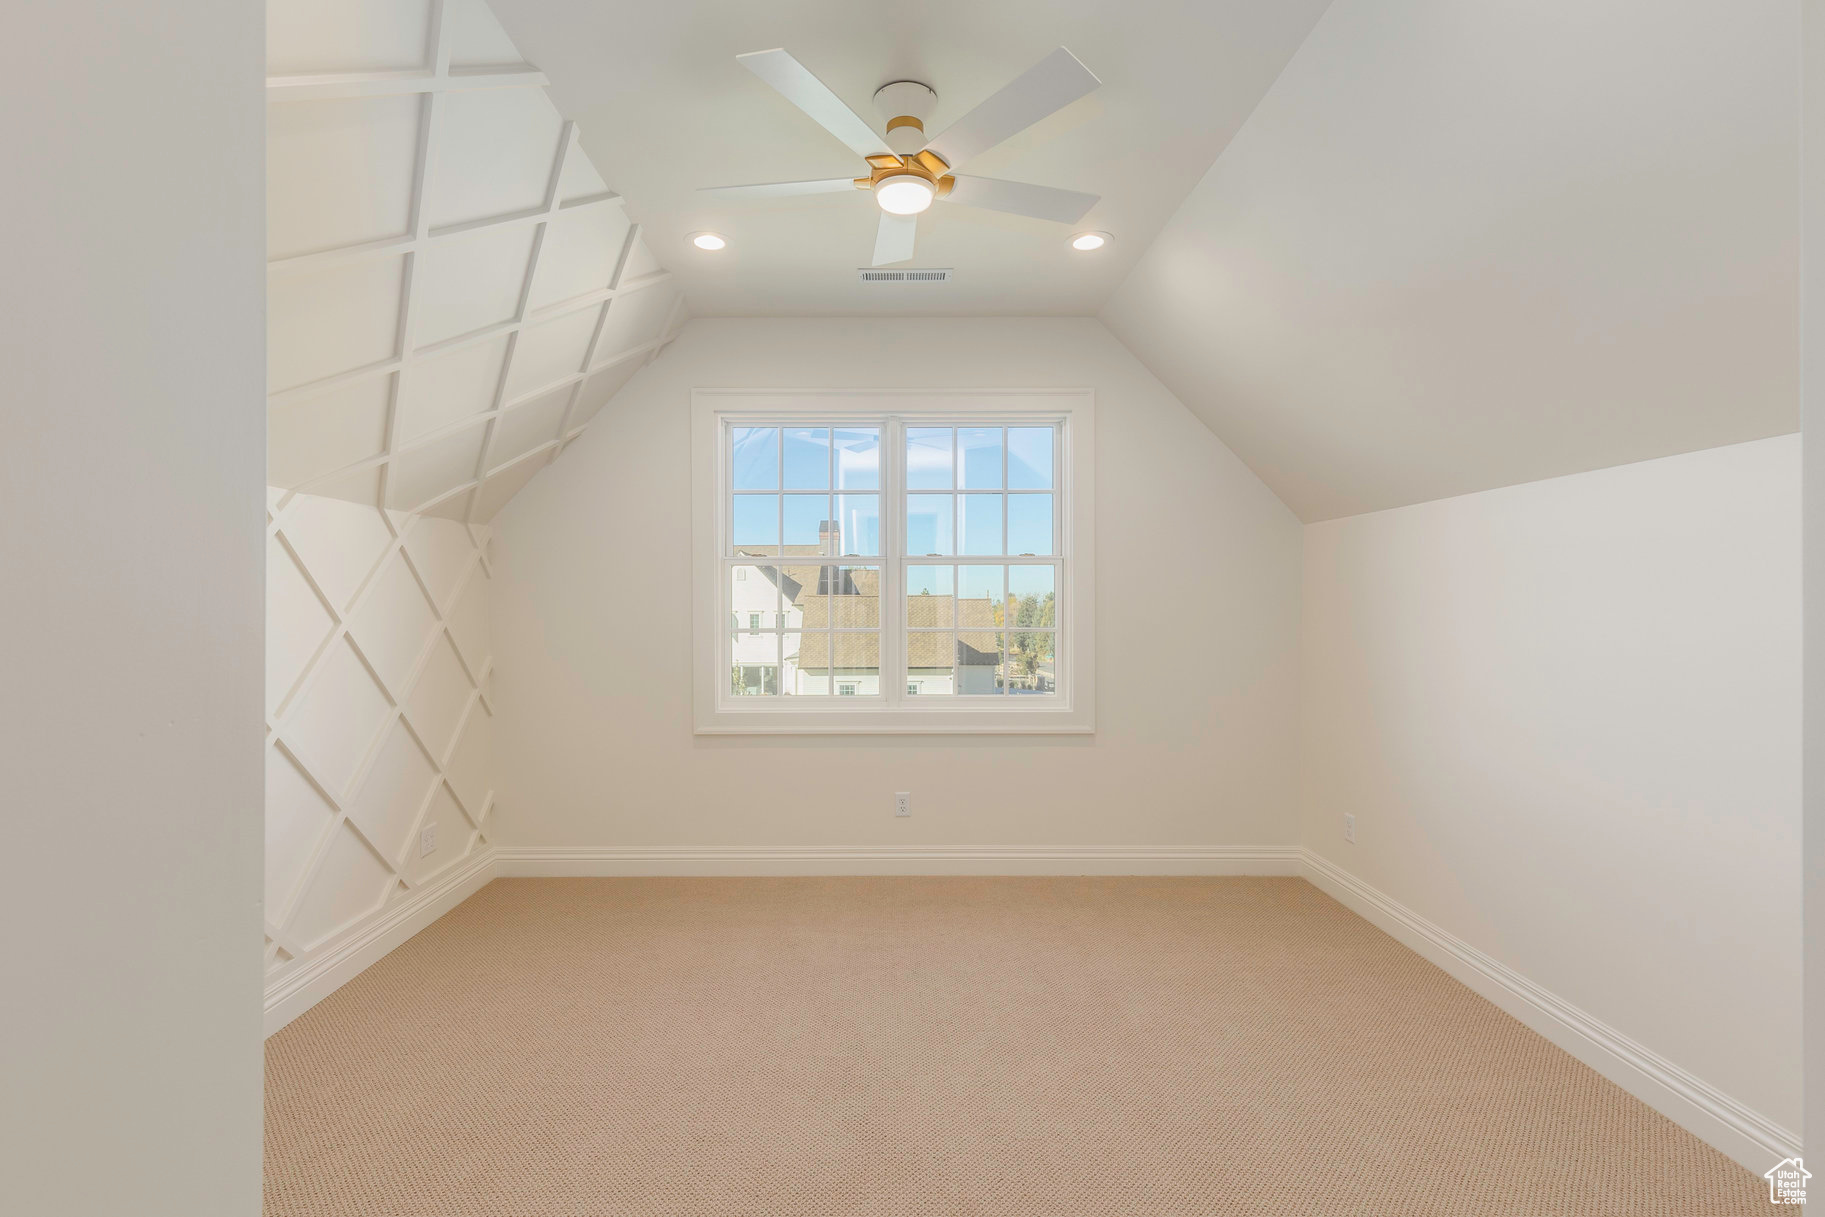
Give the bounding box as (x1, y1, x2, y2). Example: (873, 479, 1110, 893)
(265, 877, 1763, 1215)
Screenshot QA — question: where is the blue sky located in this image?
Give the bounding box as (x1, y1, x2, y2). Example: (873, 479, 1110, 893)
(732, 425, 1054, 557)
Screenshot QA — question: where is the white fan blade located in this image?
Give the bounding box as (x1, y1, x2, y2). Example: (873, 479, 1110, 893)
(922, 47, 1100, 171)
(872, 212, 916, 266)
(700, 178, 859, 200)
(943, 175, 1098, 225)
(737, 49, 891, 160)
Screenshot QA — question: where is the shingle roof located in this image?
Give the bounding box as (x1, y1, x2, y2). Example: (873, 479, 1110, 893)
(754, 562, 1025, 671)
(770, 576, 1002, 671)
(797, 627, 999, 670)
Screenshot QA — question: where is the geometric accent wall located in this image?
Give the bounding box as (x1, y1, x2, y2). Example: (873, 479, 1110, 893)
(267, 0, 685, 523)
(264, 489, 495, 984)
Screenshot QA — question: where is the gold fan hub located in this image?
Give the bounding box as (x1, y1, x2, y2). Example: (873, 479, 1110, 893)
(853, 149, 954, 198)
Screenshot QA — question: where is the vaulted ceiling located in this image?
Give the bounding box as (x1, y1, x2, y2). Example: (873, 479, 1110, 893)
(269, 0, 1801, 525)
(267, 0, 686, 520)
(1102, 0, 1800, 521)
(488, 0, 1332, 316)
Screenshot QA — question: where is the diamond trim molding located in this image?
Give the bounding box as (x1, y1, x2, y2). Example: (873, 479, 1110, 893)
(267, 0, 688, 524)
(264, 489, 497, 995)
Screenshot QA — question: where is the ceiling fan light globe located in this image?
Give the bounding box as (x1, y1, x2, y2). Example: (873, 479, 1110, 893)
(875, 174, 935, 215)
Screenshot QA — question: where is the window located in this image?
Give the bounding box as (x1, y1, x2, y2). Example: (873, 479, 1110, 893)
(693, 391, 1095, 733)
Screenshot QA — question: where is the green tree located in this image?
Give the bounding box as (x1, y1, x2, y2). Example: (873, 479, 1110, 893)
(1006, 592, 1055, 689)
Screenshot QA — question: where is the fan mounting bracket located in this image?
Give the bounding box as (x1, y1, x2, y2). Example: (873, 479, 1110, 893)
(875, 80, 938, 155)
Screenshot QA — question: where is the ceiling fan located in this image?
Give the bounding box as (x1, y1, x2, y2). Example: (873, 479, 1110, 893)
(702, 47, 1103, 267)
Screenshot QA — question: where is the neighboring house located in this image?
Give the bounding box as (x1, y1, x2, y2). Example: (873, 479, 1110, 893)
(728, 523, 839, 694)
(728, 560, 792, 695)
(794, 572, 1002, 695)
(732, 520, 1053, 696)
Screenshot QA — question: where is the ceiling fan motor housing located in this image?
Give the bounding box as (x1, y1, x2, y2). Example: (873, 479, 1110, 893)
(875, 80, 938, 155)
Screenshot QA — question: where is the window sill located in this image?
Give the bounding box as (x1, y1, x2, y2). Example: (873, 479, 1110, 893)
(697, 724, 1095, 736)
(695, 705, 1094, 735)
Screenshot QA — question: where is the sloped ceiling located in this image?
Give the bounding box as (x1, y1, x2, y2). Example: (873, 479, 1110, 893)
(1102, 0, 1800, 522)
(267, 0, 687, 521)
(488, 0, 1331, 316)
(271, 0, 1800, 525)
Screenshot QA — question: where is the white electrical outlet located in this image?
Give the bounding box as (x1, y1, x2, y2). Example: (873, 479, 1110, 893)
(1343, 814, 1355, 844)
(420, 822, 438, 857)
(894, 792, 911, 818)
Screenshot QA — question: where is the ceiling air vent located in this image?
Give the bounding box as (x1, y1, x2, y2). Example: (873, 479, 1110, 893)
(857, 268, 953, 283)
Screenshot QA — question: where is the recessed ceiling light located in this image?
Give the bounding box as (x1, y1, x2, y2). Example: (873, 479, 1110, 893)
(875, 174, 936, 216)
(1070, 231, 1110, 252)
(689, 231, 727, 251)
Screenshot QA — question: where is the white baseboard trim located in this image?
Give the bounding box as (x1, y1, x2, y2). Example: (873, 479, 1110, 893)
(263, 846, 499, 1037)
(1298, 848, 1798, 1174)
(494, 844, 1304, 877)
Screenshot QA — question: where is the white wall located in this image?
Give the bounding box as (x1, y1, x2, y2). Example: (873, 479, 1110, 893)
(1301, 436, 1802, 1138)
(264, 491, 498, 1032)
(490, 317, 1303, 863)
(0, 1, 265, 1211)
(1803, 0, 1825, 1163)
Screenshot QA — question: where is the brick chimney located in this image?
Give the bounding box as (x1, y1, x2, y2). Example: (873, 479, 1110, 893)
(818, 519, 840, 556)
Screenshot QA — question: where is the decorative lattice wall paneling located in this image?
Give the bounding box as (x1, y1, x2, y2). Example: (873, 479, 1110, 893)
(267, 0, 686, 523)
(264, 489, 497, 1032)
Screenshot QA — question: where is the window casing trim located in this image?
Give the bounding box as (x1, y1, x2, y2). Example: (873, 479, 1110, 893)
(692, 389, 1095, 735)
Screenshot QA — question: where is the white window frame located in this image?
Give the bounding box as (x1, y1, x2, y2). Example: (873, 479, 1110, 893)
(692, 389, 1095, 734)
